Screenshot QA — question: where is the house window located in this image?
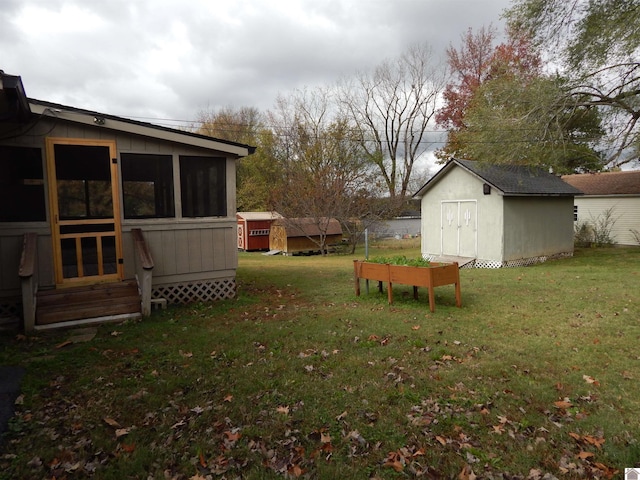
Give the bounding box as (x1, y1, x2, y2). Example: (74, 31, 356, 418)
(250, 229, 269, 236)
(573, 205, 578, 221)
(0, 146, 46, 222)
(121, 153, 175, 218)
(179, 156, 226, 217)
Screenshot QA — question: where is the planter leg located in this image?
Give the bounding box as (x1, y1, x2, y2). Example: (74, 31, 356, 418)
(413, 286, 418, 300)
(455, 281, 462, 308)
(428, 287, 435, 313)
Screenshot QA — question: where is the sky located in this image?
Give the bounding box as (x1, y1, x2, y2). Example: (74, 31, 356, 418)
(2, 0, 513, 130)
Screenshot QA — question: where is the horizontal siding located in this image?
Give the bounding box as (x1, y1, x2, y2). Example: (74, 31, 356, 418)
(575, 197, 640, 245)
(122, 223, 237, 284)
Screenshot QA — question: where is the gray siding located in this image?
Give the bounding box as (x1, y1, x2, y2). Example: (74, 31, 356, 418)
(0, 116, 239, 299)
(503, 197, 575, 260)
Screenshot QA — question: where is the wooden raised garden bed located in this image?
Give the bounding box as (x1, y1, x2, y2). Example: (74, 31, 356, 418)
(353, 259, 461, 312)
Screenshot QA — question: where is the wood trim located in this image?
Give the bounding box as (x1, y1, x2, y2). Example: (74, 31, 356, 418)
(45, 137, 124, 286)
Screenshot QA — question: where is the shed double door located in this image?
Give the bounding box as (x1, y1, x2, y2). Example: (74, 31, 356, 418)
(441, 200, 477, 258)
(46, 138, 124, 286)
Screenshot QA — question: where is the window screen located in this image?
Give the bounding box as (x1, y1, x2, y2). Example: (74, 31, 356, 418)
(121, 153, 175, 218)
(0, 146, 45, 222)
(179, 156, 226, 217)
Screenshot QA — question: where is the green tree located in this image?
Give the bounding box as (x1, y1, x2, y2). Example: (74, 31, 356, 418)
(505, 0, 640, 167)
(455, 75, 604, 173)
(196, 106, 281, 211)
(435, 26, 543, 161)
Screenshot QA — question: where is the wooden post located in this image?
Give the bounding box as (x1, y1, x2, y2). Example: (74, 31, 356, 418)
(132, 229, 154, 317)
(18, 233, 38, 333)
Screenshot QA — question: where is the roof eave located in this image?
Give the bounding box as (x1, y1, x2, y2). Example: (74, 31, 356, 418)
(28, 99, 255, 157)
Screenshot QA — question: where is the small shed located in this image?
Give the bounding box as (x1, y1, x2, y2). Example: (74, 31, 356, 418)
(269, 217, 342, 255)
(413, 159, 582, 268)
(562, 170, 640, 246)
(237, 212, 282, 251)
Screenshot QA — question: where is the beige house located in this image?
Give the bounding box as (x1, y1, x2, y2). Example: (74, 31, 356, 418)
(562, 170, 640, 246)
(414, 159, 582, 268)
(0, 71, 254, 331)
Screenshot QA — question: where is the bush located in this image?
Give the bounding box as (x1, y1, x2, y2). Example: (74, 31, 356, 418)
(574, 206, 618, 247)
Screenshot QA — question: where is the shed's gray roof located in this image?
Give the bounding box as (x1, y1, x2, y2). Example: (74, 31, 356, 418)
(414, 159, 583, 197)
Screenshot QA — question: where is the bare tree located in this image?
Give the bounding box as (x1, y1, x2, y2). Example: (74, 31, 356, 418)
(267, 88, 381, 254)
(338, 43, 446, 203)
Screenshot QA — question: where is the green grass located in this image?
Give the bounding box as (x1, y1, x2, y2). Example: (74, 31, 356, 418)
(0, 242, 639, 479)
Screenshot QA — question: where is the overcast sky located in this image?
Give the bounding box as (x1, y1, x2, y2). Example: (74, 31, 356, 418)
(2, 0, 513, 129)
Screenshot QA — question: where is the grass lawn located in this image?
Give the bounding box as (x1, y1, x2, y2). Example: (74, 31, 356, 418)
(0, 240, 638, 479)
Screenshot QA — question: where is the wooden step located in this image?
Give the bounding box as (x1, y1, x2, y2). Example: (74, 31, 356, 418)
(36, 281, 141, 326)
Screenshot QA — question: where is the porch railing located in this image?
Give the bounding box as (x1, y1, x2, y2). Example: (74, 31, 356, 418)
(132, 228, 154, 316)
(18, 233, 38, 333)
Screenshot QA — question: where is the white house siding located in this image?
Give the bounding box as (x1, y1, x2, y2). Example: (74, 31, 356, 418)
(574, 196, 640, 246)
(502, 197, 575, 261)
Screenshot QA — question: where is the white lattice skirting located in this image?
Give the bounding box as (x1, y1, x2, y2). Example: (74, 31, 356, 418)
(470, 252, 573, 269)
(152, 278, 236, 305)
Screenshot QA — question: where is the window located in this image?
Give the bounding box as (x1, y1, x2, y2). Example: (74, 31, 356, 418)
(250, 229, 270, 236)
(0, 146, 45, 222)
(179, 156, 226, 217)
(121, 153, 174, 218)
(573, 205, 578, 221)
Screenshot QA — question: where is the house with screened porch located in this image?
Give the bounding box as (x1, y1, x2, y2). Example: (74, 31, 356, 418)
(0, 71, 254, 332)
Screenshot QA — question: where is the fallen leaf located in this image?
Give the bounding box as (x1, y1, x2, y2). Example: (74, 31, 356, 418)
(121, 443, 135, 453)
(583, 374, 600, 386)
(115, 428, 130, 438)
(554, 400, 573, 409)
(288, 464, 305, 477)
(583, 435, 605, 449)
(592, 462, 618, 478)
(277, 405, 290, 415)
(435, 435, 447, 446)
(383, 452, 404, 472)
(411, 325, 420, 330)
(103, 417, 121, 428)
(55, 340, 72, 349)
(224, 430, 241, 442)
(223, 394, 233, 402)
(458, 464, 477, 480)
(576, 451, 594, 460)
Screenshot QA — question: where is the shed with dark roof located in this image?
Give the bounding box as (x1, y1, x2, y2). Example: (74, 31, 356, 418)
(562, 170, 640, 246)
(413, 159, 582, 268)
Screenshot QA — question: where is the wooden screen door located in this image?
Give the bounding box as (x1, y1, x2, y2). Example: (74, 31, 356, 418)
(46, 138, 123, 286)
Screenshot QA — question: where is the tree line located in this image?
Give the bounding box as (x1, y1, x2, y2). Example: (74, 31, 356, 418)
(196, 0, 640, 253)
